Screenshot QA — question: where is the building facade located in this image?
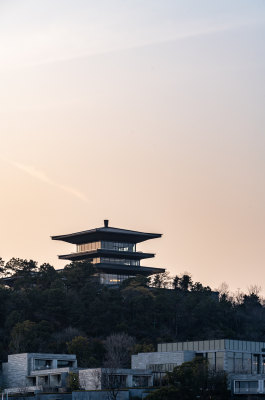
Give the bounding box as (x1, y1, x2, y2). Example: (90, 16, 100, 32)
(2, 353, 77, 393)
(1, 353, 153, 395)
(79, 368, 153, 390)
(52, 220, 165, 285)
(133, 339, 265, 395)
(158, 339, 265, 375)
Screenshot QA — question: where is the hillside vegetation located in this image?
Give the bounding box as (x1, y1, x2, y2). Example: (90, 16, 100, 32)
(0, 258, 264, 366)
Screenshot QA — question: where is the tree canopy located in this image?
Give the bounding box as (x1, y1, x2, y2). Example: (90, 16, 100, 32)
(146, 358, 230, 400)
(0, 257, 265, 369)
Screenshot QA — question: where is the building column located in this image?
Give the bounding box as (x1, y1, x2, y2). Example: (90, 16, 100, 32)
(127, 375, 133, 387)
(258, 379, 264, 393)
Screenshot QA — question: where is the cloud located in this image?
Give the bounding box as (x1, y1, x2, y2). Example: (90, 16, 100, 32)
(1, 15, 263, 70)
(4, 159, 88, 203)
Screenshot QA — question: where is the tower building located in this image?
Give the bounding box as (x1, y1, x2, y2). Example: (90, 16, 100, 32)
(51, 220, 165, 285)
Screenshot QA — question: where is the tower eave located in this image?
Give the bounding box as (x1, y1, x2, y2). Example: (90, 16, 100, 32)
(51, 226, 162, 244)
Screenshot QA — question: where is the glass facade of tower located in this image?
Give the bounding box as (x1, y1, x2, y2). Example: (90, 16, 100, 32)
(77, 241, 136, 253)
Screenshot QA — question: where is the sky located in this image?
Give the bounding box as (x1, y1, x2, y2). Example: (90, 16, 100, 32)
(0, 0, 265, 294)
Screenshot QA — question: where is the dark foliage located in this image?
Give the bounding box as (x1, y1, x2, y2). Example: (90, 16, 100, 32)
(146, 358, 230, 400)
(0, 258, 265, 367)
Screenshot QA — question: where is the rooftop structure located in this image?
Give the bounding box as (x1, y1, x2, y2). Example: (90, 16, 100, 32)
(52, 220, 165, 285)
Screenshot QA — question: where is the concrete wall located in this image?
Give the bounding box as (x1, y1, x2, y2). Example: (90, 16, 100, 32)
(6, 394, 72, 400)
(158, 339, 265, 353)
(73, 388, 154, 400)
(158, 340, 226, 352)
(73, 390, 128, 400)
(79, 369, 102, 391)
(131, 351, 195, 370)
(3, 353, 29, 388)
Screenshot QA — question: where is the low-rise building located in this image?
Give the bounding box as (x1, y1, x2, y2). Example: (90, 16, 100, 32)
(1, 353, 153, 395)
(132, 350, 195, 385)
(2, 353, 77, 393)
(133, 339, 265, 395)
(79, 368, 153, 390)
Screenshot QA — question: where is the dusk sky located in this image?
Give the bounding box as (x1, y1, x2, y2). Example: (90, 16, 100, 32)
(1, 0, 265, 293)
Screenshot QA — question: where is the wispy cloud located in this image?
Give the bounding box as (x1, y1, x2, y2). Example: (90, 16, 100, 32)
(4, 159, 88, 203)
(1, 15, 263, 70)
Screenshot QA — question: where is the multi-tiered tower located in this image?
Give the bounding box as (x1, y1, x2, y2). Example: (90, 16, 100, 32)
(51, 220, 165, 285)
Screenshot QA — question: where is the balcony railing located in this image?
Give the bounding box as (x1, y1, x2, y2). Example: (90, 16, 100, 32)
(234, 388, 259, 394)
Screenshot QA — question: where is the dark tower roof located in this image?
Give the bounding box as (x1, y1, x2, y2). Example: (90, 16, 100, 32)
(51, 221, 162, 244)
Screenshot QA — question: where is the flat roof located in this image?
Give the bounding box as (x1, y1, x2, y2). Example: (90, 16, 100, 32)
(51, 225, 162, 244)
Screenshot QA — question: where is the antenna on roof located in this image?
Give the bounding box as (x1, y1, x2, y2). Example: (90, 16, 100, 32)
(104, 219, 109, 228)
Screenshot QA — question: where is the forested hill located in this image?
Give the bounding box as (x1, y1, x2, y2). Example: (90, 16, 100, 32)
(0, 257, 264, 366)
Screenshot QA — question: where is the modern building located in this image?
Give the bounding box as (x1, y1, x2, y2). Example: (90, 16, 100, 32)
(1, 353, 153, 395)
(78, 368, 153, 390)
(2, 353, 77, 393)
(132, 339, 265, 395)
(52, 220, 165, 285)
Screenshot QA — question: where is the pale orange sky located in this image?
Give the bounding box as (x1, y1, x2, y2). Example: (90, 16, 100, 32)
(0, 0, 265, 294)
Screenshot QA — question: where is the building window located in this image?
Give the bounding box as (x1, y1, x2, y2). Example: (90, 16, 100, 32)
(132, 376, 149, 387)
(101, 241, 136, 252)
(252, 354, 260, 374)
(50, 374, 62, 387)
(148, 364, 178, 372)
(235, 380, 258, 394)
(99, 273, 135, 285)
(77, 242, 101, 253)
(262, 356, 265, 373)
(77, 241, 136, 253)
(57, 360, 74, 368)
(100, 257, 139, 266)
(216, 352, 224, 370)
(34, 359, 52, 370)
(102, 374, 127, 389)
(235, 352, 243, 373)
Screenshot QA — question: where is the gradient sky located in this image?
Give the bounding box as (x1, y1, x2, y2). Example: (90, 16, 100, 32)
(1, 0, 265, 294)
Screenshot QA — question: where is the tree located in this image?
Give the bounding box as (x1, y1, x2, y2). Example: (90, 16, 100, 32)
(9, 320, 50, 353)
(36, 263, 59, 289)
(172, 275, 180, 290)
(0, 258, 5, 277)
(5, 258, 38, 275)
(67, 335, 104, 367)
(102, 370, 127, 400)
(133, 342, 155, 354)
(67, 336, 92, 367)
(151, 272, 171, 289)
(4, 258, 38, 289)
(167, 358, 229, 400)
(67, 372, 80, 391)
(104, 332, 135, 368)
(147, 358, 229, 400)
(62, 260, 95, 291)
(179, 274, 192, 291)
